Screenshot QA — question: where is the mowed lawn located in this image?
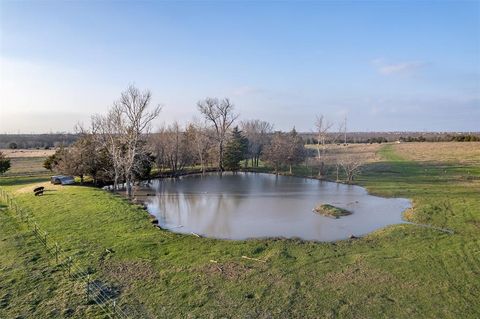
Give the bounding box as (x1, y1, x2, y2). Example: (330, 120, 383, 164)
(0, 143, 479, 318)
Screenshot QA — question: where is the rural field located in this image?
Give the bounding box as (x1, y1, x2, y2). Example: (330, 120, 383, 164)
(1, 142, 479, 318)
(0, 149, 55, 177)
(1, 1, 479, 318)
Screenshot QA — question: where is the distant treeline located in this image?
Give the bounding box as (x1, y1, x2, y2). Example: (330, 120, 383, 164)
(301, 132, 480, 144)
(0, 134, 78, 149)
(1, 131, 479, 149)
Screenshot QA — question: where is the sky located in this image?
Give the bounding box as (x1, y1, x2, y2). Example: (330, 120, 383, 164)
(0, 0, 479, 133)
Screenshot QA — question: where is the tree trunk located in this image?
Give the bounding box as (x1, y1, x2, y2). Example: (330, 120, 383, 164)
(218, 142, 224, 171)
(318, 161, 325, 178)
(348, 172, 354, 183)
(113, 169, 119, 191)
(126, 176, 132, 197)
(200, 155, 205, 175)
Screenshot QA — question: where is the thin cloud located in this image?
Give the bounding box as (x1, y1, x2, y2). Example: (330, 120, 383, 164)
(231, 86, 264, 97)
(372, 58, 427, 76)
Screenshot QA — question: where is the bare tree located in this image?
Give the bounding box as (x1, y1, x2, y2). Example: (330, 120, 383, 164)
(262, 129, 305, 175)
(115, 85, 161, 196)
(314, 115, 333, 177)
(185, 121, 213, 174)
(197, 97, 238, 171)
(314, 115, 333, 158)
(339, 154, 363, 183)
(285, 128, 306, 174)
(262, 132, 287, 175)
(240, 119, 273, 167)
(152, 122, 193, 175)
(92, 108, 124, 190)
(94, 85, 160, 195)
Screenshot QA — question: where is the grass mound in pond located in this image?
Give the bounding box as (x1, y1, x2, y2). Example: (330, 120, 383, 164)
(313, 204, 352, 218)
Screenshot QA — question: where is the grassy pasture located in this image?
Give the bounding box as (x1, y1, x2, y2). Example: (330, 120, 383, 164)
(392, 142, 480, 164)
(1, 149, 54, 177)
(0, 142, 479, 318)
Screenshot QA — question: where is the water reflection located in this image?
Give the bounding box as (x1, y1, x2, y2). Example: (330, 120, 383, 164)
(145, 172, 411, 241)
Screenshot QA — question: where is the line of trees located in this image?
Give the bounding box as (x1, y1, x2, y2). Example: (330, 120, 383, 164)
(262, 129, 306, 174)
(0, 134, 78, 150)
(303, 132, 480, 144)
(2, 131, 478, 150)
(150, 104, 310, 177)
(45, 85, 160, 196)
(241, 120, 273, 167)
(46, 86, 368, 193)
(46, 87, 279, 194)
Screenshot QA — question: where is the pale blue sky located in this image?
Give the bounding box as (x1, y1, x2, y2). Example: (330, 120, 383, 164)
(1, 0, 479, 133)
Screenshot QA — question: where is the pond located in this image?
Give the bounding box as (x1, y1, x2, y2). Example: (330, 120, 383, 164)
(142, 172, 411, 242)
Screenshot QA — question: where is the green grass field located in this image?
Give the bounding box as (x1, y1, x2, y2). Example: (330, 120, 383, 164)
(1, 143, 479, 318)
(3, 157, 50, 177)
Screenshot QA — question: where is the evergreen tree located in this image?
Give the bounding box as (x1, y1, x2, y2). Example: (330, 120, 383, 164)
(223, 127, 248, 171)
(0, 151, 11, 175)
(43, 153, 59, 171)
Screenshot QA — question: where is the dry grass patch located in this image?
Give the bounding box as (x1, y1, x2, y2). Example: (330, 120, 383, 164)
(101, 260, 157, 282)
(393, 142, 480, 164)
(306, 143, 383, 165)
(202, 261, 255, 280)
(402, 207, 415, 221)
(1, 149, 55, 158)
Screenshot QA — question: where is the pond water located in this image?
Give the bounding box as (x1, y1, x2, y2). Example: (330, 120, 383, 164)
(143, 172, 411, 242)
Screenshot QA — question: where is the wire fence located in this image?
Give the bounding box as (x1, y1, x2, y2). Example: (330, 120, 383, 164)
(0, 188, 131, 319)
